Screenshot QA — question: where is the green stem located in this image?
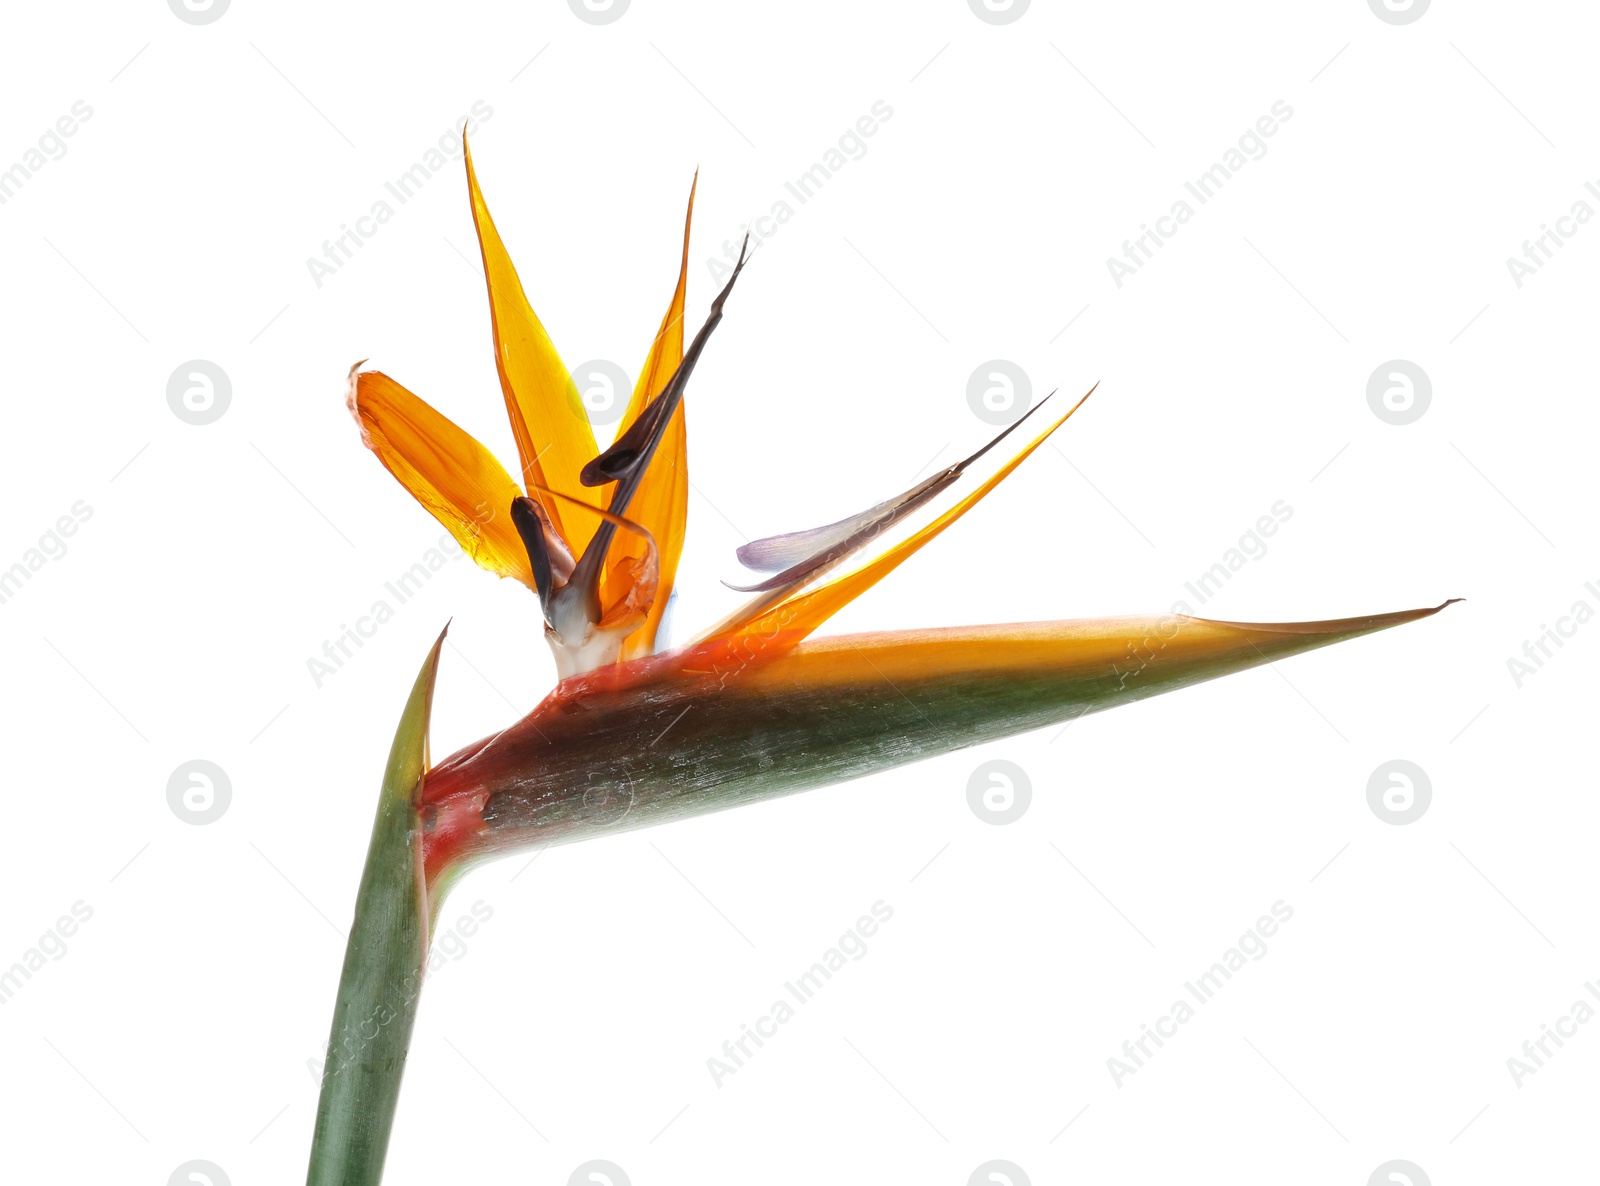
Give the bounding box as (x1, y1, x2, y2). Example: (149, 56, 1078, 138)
(305, 631, 444, 1186)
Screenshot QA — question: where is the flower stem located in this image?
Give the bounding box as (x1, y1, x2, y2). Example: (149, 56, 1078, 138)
(305, 631, 444, 1186)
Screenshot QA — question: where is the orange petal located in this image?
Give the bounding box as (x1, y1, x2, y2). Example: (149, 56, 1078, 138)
(613, 175, 696, 660)
(347, 367, 534, 589)
(463, 136, 602, 552)
(699, 388, 1094, 655)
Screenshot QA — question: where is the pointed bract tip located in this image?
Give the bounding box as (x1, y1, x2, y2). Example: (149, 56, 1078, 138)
(426, 619, 450, 673)
(1392, 597, 1463, 623)
(1189, 598, 1461, 640)
(405, 623, 450, 778)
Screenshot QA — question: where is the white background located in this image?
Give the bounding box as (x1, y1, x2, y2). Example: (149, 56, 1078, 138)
(1, 1, 1594, 1183)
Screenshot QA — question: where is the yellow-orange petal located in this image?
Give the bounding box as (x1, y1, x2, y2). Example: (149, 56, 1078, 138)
(612, 175, 697, 660)
(347, 367, 535, 589)
(698, 387, 1094, 656)
(463, 136, 602, 552)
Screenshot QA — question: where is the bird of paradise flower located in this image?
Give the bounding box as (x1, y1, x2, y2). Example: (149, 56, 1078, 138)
(306, 136, 1455, 1185)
